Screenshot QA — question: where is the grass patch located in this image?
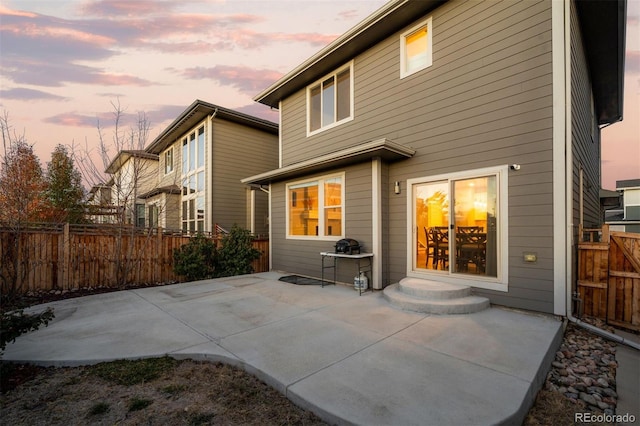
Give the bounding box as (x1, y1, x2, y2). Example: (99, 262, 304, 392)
(87, 402, 110, 416)
(161, 383, 187, 396)
(90, 356, 177, 386)
(128, 397, 153, 412)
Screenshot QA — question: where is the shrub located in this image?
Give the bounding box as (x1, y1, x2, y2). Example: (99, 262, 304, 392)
(0, 308, 54, 353)
(214, 225, 261, 278)
(173, 233, 217, 281)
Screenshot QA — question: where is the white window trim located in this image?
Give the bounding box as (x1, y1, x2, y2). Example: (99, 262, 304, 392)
(286, 172, 345, 240)
(406, 165, 509, 292)
(306, 61, 354, 137)
(400, 17, 433, 79)
(164, 147, 174, 175)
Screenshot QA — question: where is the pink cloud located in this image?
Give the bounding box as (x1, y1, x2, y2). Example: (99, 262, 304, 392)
(226, 29, 338, 50)
(93, 73, 153, 86)
(338, 10, 360, 21)
(79, 0, 173, 17)
(179, 65, 284, 95)
(235, 103, 279, 123)
(44, 112, 101, 127)
(0, 88, 67, 101)
(0, 5, 37, 18)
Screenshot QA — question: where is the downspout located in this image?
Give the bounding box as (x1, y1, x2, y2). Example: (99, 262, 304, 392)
(561, 0, 640, 351)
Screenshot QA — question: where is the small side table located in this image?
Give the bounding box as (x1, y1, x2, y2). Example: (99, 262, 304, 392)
(320, 252, 373, 295)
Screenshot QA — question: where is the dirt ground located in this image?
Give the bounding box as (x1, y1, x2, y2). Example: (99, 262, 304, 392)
(0, 359, 326, 426)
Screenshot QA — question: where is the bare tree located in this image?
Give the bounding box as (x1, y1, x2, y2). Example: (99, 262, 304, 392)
(74, 101, 177, 287)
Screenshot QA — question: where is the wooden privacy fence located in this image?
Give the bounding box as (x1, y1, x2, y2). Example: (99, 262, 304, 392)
(0, 223, 269, 295)
(578, 225, 640, 331)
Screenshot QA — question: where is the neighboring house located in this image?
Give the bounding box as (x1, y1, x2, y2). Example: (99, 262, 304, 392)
(244, 0, 626, 316)
(604, 179, 640, 233)
(86, 181, 116, 224)
(105, 150, 159, 227)
(145, 100, 278, 235)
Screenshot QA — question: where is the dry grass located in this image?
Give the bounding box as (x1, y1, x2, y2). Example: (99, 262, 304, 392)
(524, 388, 612, 426)
(0, 359, 326, 425)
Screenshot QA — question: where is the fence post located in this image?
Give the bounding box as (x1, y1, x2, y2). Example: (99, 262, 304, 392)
(156, 227, 163, 282)
(61, 223, 70, 290)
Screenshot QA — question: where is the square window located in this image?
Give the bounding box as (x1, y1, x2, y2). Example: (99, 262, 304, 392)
(287, 174, 344, 239)
(400, 17, 432, 78)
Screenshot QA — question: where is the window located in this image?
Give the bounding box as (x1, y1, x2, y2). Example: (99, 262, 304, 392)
(287, 174, 344, 239)
(400, 17, 432, 78)
(135, 203, 146, 228)
(181, 125, 206, 232)
(307, 63, 353, 135)
(164, 148, 174, 174)
(148, 204, 158, 228)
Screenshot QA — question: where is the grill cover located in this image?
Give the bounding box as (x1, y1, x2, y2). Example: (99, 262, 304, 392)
(335, 238, 360, 254)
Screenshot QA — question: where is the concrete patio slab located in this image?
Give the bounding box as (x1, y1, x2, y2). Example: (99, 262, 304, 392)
(2, 272, 563, 425)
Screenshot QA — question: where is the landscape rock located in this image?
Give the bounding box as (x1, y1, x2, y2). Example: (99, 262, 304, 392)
(543, 318, 619, 416)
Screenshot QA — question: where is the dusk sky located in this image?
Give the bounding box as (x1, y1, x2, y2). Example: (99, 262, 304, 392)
(1, 0, 638, 190)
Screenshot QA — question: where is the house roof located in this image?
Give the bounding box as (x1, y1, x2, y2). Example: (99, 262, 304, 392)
(105, 150, 158, 174)
(575, 0, 626, 125)
(616, 178, 640, 190)
(138, 184, 181, 200)
(146, 99, 278, 154)
(255, 0, 626, 125)
(242, 138, 415, 185)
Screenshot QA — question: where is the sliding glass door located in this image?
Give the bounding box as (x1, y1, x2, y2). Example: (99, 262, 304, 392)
(413, 172, 499, 279)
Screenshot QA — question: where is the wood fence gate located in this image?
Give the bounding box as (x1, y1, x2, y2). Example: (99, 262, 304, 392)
(578, 225, 640, 331)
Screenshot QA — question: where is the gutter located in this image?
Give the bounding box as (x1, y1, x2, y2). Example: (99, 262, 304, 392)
(561, 0, 639, 352)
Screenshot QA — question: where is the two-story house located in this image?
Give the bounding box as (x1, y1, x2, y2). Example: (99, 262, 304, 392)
(145, 100, 278, 235)
(605, 178, 640, 233)
(105, 150, 159, 226)
(243, 0, 626, 316)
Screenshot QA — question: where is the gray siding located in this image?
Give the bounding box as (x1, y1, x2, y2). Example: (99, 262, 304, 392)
(271, 162, 373, 284)
(568, 0, 602, 304)
(211, 119, 278, 232)
(277, 0, 556, 312)
(570, 0, 601, 229)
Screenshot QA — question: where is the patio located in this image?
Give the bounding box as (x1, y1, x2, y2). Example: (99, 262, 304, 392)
(2, 271, 563, 425)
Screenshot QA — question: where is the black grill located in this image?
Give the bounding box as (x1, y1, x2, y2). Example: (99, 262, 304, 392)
(334, 238, 360, 255)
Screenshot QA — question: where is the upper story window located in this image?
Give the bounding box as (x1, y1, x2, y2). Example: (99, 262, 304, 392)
(164, 147, 174, 174)
(307, 62, 353, 136)
(400, 17, 433, 78)
(181, 125, 206, 232)
(182, 126, 205, 174)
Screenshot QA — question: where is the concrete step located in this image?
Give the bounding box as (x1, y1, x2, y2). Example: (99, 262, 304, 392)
(398, 277, 472, 300)
(383, 279, 490, 315)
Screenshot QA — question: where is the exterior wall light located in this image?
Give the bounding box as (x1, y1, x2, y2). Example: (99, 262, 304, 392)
(394, 181, 401, 194)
